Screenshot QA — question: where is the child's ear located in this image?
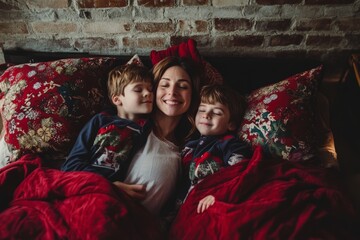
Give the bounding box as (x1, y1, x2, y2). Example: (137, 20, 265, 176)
(228, 122, 237, 132)
(112, 95, 122, 106)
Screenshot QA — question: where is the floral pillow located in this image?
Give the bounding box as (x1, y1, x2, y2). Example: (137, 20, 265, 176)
(0, 57, 118, 165)
(238, 66, 323, 162)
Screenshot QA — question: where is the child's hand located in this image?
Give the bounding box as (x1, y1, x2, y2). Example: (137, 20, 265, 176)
(113, 181, 146, 200)
(197, 195, 215, 213)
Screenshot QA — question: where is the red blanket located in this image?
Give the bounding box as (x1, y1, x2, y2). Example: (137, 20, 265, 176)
(169, 147, 359, 240)
(0, 154, 163, 240)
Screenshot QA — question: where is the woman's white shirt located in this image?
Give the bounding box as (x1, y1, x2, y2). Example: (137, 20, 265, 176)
(124, 131, 181, 215)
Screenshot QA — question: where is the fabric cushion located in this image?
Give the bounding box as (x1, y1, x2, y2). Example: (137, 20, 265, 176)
(0, 57, 118, 164)
(238, 66, 323, 162)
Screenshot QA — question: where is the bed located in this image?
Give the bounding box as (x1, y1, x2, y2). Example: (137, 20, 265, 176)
(0, 40, 359, 239)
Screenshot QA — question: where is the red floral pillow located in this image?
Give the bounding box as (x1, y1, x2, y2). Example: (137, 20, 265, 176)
(238, 66, 323, 162)
(0, 57, 118, 164)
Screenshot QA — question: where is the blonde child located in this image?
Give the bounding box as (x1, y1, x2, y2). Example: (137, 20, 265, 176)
(62, 63, 153, 181)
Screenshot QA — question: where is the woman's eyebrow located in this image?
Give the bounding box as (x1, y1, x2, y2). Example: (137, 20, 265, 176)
(160, 78, 190, 82)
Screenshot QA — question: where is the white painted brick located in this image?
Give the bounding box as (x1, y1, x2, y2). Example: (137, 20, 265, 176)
(84, 21, 130, 34)
(27, 0, 68, 8)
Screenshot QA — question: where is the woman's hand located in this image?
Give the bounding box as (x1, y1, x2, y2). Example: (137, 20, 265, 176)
(197, 195, 215, 213)
(113, 181, 146, 200)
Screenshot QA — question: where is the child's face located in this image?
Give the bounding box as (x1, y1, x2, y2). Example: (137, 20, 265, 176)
(195, 102, 236, 136)
(115, 81, 153, 119)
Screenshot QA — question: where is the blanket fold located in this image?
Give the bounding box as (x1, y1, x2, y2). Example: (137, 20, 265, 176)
(169, 147, 358, 240)
(0, 154, 163, 240)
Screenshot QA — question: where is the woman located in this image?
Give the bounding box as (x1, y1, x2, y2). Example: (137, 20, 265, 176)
(113, 56, 201, 215)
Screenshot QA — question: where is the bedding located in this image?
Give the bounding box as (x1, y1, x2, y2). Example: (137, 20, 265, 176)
(170, 147, 358, 240)
(239, 66, 322, 162)
(0, 154, 163, 239)
(0, 57, 118, 165)
(0, 39, 357, 239)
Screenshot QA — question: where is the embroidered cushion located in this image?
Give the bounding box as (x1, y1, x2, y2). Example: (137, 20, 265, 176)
(0, 57, 118, 164)
(238, 66, 323, 162)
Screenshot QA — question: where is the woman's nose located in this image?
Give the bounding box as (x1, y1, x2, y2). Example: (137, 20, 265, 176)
(167, 85, 177, 96)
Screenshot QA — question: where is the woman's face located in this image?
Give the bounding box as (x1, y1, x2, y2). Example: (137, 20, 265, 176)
(156, 66, 192, 117)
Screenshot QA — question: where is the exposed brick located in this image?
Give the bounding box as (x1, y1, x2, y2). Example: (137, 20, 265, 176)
(123, 37, 167, 50)
(295, 19, 332, 31)
(74, 37, 118, 50)
(78, 0, 128, 8)
(32, 22, 77, 34)
(213, 0, 248, 6)
(137, 0, 175, 7)
(335, 18, 360, 31)
(178, 20, 208, 34)
(214, 18, 252, 32)
(306, 35, 343, 47)
(170, 35, 210, 46)
(195, 20, 208, 32)
(28, 0, 69, 8)
(135, 22, 174, 33)
(256, 0, 302, 5)
(215, 36, 264, 47)
(84, 22, 131, 33)
(255, 19, 291, 31)
(305, 0, 354, 4)
(137, 37, 167, 48)
(183, 0, 208, 6)
(122, 37, 131, 47)
(0, 2, 20, 10)
(270, 34, 303, 46)
(0, 22, 28, 34)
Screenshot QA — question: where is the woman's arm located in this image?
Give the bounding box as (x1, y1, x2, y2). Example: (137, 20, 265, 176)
(112, 181, 146, 200)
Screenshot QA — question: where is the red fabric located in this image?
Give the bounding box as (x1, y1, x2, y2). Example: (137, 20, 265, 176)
(0, 58, 117, 162)
(170, 147, 358, 240)
(0, 155, 163, 240)
(150, 39, 202, 66)
(239, 66, 322, 162)
(150, 39, 224, 85)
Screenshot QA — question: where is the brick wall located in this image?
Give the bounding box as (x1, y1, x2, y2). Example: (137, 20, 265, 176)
(0, 0, 359, 63)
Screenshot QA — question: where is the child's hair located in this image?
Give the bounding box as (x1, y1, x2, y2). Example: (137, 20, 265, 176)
(107, 63, 153, 101)
(200, 84, 247, 129)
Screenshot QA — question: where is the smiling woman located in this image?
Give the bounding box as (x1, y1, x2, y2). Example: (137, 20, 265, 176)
(119, 56, 202, 217)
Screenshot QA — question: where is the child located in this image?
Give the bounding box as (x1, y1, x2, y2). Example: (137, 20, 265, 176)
(180, 84, 252, 213)
(61, 63, 153, 182)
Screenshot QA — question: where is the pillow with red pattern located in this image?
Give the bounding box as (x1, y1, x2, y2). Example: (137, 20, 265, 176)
(238, 66, 323, 162)
(0, 57, 118, 165)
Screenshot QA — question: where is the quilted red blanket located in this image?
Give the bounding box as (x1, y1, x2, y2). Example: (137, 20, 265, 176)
(0, 154, 163, 240)
(169, 147, 359, 240)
